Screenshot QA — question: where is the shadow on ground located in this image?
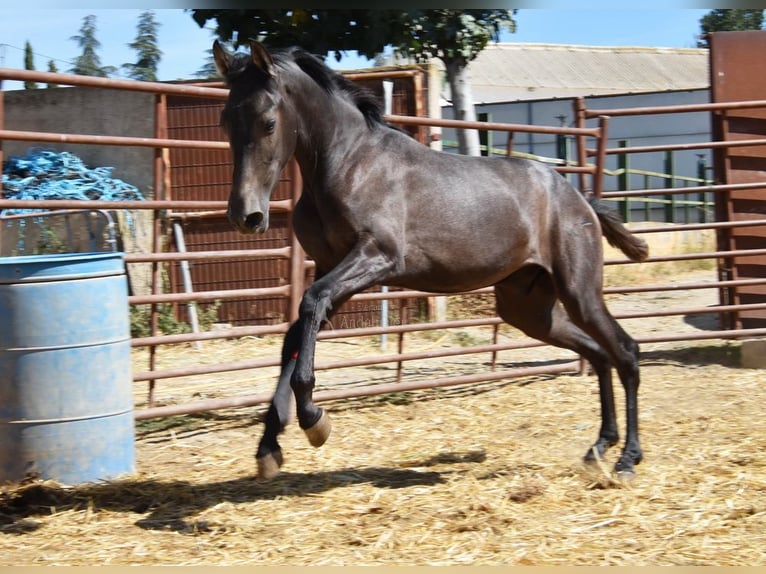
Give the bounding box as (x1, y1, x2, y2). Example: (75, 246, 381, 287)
(0, 452, 489, 534)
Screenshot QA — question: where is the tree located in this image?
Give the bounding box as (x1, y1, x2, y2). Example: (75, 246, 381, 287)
(69, 14, 116, 77)
(194, 48, 220, 79)
(698, 9, 764, 47)
(123, 10, 162, 81)
(46, 60, 59, 89)
(24, 40, 38, 89)
(190, 9, 516, 155)
(388, 10, 516, 156)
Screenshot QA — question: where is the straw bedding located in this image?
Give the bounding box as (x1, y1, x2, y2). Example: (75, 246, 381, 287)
(1, 274, 764, 565)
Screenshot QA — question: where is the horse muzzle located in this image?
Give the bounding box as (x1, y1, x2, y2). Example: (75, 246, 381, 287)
(228, 208, 270, 234)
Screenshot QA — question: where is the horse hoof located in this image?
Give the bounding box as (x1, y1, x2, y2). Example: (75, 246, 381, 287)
(304, 410, 331, 447)
(614, 459, 637, 479)
(616, 469, 636, 481)
(256, 450, 283, 480)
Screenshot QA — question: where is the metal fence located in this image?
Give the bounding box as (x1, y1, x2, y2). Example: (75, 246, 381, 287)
(1, 66, 764, 422)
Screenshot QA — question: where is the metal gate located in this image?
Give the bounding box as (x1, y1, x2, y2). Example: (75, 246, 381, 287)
(710, 31, 766, 329)
(166, 65, 430, 328)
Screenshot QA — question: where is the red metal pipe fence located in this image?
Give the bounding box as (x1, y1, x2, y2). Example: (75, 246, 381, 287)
(1, 66, 764, 422)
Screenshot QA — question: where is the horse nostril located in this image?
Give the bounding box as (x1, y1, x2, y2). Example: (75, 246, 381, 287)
(245, 212, 264, 229)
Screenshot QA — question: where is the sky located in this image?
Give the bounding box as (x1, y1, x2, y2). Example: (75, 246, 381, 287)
(0, 8, 714, 91)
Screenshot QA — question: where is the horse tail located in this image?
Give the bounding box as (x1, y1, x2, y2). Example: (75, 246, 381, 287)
(587, 195, 649, 262)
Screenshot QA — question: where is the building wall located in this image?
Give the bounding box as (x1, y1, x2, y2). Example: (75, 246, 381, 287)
(3, 86, 156, 198)
(441, 88, 713, 222)
(442, 89, 711, 185)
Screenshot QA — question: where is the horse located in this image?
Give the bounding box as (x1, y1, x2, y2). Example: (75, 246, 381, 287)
(212, 40, 649, 480)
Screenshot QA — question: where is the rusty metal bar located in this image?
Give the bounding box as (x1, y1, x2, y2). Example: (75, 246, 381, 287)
(573, 97, 590, 192)
(147, 93, 167, 408)
(344, 69, 420, 81)
(0, 199, 292, 212)
(0, 67, 227, 98)
(132, 323, 290, 348)
(625, 219, 766, 234)
(604, 277, 766, 294)
(606, 248, 766, 266)
(592, 116, 610, 198)
(132, 338, 551, 383)
(129, 285, 291, 305)
(589, 137, 766, 156)
(134, 361, 580, 420)
(387, 114, 601, 137)
(288, 160, 305, 323)
(125, 247, 291, 263)
(0, 128, 230, 150)
(582, 98, 766, 119)
(0, 89, 4, 184)
(602, 181, 765, 199)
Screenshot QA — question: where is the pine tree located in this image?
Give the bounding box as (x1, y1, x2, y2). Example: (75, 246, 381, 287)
(69, 14, 116, 77)
(194, 47, 222, 79)
(123, 10, 162, 81)
(698, 9, 764, 47)
(24, 41, 38, 89)
(47, 60, 59, 89)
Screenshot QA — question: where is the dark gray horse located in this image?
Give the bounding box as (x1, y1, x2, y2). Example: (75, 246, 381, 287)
(213, 41, 649, 480)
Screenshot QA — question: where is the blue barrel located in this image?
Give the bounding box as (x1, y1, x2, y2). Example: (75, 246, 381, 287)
(0, 252, 135, 484)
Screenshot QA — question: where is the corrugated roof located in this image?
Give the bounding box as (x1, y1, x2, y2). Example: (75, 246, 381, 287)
(442, 43, 709, 103)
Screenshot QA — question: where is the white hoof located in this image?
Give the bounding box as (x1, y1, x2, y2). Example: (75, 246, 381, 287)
(256, 451, 283, 480)
(304, 411, 331, 448)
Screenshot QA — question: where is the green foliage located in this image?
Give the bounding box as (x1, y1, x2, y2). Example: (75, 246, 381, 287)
(123, 10, 162, 81)
(389, 10, 516, 65)
(190, 9, 516, 65)
(194, 47, 223, 79)
(698, 9, 764, 47)
(130, 300, 222, 338)
(23, 40, 38, 89)
(69, 14, 117, 77)
(33, 227, 67, 254)
(46, 60, 59, 88)
(190, 9, 516, 156)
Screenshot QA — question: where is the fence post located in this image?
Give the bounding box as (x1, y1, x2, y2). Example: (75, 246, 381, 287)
(573, 97, 589, 193)
(288, 159, 305, 324)
(697, 154, 709, 223)
(478, 112, 492, 156)
(663, 150, 676, 223)
(618, 140, 630, 222)
(0, 89, 4, 193)
(146, 93, 169, 407)
(593, 116, 610, 199)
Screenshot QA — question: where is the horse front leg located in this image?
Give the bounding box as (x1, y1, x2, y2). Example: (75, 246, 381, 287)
(256, 321, 301, 479)
(277, 234, 399, 478)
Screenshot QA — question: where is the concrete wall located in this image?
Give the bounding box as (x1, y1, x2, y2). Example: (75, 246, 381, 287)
(3, 86, 156, 198)
(2, 87, 157, 296)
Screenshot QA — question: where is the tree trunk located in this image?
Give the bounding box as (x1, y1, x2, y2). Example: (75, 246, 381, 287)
(445, 57, 480, 156)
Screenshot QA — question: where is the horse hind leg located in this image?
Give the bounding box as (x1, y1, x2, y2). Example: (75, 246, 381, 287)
(495, 267, 622, 465)
(551, 260, 643, 475)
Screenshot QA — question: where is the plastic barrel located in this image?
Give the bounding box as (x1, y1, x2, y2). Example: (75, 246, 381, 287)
(0, 252, 135, 484)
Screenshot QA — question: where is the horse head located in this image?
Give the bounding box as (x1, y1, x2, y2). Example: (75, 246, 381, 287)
(214, 40, 298, 234)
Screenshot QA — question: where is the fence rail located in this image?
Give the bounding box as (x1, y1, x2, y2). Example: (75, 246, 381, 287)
(1, 66, 764, 421)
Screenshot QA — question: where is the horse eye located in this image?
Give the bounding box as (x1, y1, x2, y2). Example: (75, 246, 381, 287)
(265, 119, 276, 134)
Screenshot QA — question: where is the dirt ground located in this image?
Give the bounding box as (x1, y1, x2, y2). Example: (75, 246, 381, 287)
(1, 269, 764, 565)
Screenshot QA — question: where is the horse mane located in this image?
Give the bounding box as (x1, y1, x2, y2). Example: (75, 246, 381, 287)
(221, 45, 389, 130)
(282, 48, 385, 129)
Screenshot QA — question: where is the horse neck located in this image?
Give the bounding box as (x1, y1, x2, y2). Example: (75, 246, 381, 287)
(286, 79, 371, 186)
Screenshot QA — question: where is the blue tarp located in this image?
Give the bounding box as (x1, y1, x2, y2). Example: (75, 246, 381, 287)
(1, 148, 145, 216)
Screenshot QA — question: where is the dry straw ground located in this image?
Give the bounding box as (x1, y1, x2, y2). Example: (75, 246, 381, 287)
(1, 265, 765, 565)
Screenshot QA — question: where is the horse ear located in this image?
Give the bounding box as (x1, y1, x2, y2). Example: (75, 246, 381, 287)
(250, 41, 276, 78)
(213, 40, 232, 78)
